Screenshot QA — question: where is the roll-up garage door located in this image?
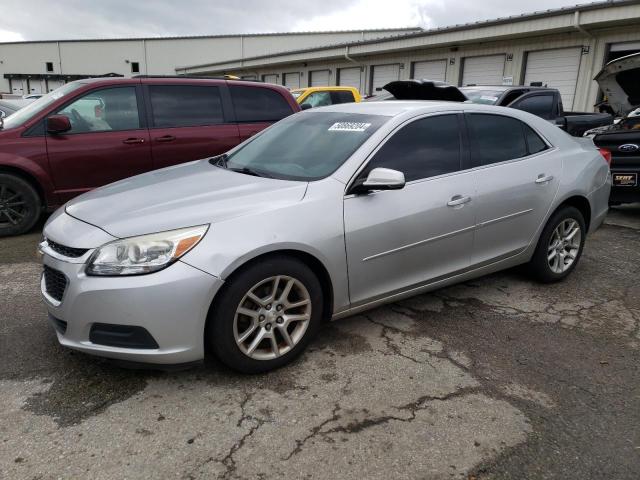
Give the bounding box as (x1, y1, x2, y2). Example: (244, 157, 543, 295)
(283, 72, 301, 89)
(524, 47, 582, 109)
(338, 67, 361, 90)
(309, 70, 330, 87)
(461, 55, 506, 86)
(262, 74, 278, 84)
(412, 60, 447, 81)
(371, 64, 400, 95)
(46, 79, 65, 92)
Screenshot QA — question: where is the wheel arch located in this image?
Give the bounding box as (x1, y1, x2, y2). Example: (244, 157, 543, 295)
(554, 194, 591, 232)
(0, 162, 52, 208)
(208, 248, 335, 325)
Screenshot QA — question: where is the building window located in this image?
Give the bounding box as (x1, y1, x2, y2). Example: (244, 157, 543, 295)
(46, 62, 54, 73)
(131, 62, 140, 74)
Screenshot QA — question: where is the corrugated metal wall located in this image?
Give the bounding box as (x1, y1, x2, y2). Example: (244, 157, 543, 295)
(225, 24, 640, 111)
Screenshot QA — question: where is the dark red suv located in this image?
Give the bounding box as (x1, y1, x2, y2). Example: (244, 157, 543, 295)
(0, 76, 300, 236)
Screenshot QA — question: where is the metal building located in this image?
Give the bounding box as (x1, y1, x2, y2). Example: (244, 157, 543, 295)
(0, 28, 419, 95)
(179, 0, 640, 112)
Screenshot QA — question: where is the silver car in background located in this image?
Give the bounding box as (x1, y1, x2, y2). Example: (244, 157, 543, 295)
(40, 102, 611, 373)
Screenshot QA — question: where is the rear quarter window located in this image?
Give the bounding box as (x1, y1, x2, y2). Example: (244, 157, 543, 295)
(230, 86, 294, 122)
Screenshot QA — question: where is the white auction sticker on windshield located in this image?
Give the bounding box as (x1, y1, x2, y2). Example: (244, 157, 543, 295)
(328, 122, 371, 132)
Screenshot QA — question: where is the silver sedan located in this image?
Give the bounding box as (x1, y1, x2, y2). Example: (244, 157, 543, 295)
(40, 102, 611, 373)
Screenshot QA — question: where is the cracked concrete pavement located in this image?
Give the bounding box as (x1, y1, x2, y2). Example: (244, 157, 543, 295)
(1, 205, 639, 479)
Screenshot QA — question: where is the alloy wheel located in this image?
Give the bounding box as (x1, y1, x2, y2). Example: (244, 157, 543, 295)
(547, 219, 581, 274)
(233, 275, 312, 360)
(0, 183, 28, 228)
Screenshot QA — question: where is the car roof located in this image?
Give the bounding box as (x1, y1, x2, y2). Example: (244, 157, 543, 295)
(292, 86, 358, 92)
(460, 85, 552, 92)
(308, 100, 500, 116)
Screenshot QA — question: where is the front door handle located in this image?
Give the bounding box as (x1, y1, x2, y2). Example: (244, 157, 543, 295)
(447, 195, 471, 207)
(535, 174, 554, 184)
(155, 135, 176, 143)
(122, 138, 145, 144)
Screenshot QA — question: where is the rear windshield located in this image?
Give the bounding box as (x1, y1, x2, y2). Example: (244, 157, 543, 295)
(225, 112, 388, 181)
(460, 88, 503, 105)
(1, 81, 85, 130)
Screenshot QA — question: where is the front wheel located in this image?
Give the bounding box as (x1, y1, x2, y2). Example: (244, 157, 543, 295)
(0, 174, 42, 237)
(207, 256, 323, 373)
(528, 206, 586, 283)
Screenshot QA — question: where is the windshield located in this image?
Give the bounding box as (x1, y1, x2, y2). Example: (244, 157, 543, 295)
(225, 112, 388, 181)
(1, 81, 86, 129)
(460, 88, 503, 105)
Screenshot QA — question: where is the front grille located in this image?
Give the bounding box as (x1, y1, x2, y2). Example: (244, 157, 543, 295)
(46, 238, 89, 258)
(43, 265, 68, 302)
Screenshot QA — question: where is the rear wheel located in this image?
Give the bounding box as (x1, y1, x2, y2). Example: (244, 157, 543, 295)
(0, 174, 41, 237)
(207, 256, 323, 373)
(528, 206, 586, 283)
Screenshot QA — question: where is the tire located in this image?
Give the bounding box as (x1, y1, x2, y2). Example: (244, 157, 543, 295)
(0, 174, 42, 237)
(207, 256, 324, 374)
(528, 206, 586, 283)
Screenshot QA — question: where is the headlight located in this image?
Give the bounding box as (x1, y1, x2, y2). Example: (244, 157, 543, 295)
(86, 225, 209, 276)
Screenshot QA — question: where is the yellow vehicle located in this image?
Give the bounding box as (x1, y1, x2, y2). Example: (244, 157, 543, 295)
(290, 86, 362, 109)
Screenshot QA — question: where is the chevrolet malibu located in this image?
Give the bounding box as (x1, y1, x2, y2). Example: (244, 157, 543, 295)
(40, 102, 611, 373)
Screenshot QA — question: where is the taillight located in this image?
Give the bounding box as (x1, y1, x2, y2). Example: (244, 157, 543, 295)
(598, 148, 612, 166)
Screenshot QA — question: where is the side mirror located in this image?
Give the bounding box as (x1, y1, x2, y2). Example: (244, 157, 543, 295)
(554, 117, 567, 130)
(300, 103, 312, 110)
(350, 168, 406, 195)
(47, 115, 72, 134)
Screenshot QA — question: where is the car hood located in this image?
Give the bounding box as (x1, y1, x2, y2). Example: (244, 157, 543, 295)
(65, 159, 308, 238)
(382, 80, 468, 102)
(595, 52, 640, 116)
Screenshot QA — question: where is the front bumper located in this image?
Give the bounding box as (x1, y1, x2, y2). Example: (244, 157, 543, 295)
(41, 252, 223, 365)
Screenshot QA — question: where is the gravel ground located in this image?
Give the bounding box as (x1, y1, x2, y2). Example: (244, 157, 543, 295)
(1, 205, 638, 480)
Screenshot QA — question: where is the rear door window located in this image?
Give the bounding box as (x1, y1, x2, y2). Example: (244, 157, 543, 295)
(148, 85, 224, 128)
(466, 114, 529, 165)
(229, 86, 293, 122)
(330, 91, 356, 104)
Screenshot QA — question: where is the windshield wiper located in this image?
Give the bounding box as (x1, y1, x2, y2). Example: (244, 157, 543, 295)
(228, 167, 273, 178)
(209, 153, 228, 168)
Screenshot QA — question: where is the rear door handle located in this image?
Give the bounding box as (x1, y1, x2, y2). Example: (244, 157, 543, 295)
(122, 138, 145, 144)
(535, 174, 554, 184)
(447, 195, 471, 207)
(155, 135, 176, 143)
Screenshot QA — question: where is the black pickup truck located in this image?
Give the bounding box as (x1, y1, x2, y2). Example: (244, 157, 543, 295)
(372, 80, 612, 137)
(460, 85, 612, 137)
(588, 52, 640, 205)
